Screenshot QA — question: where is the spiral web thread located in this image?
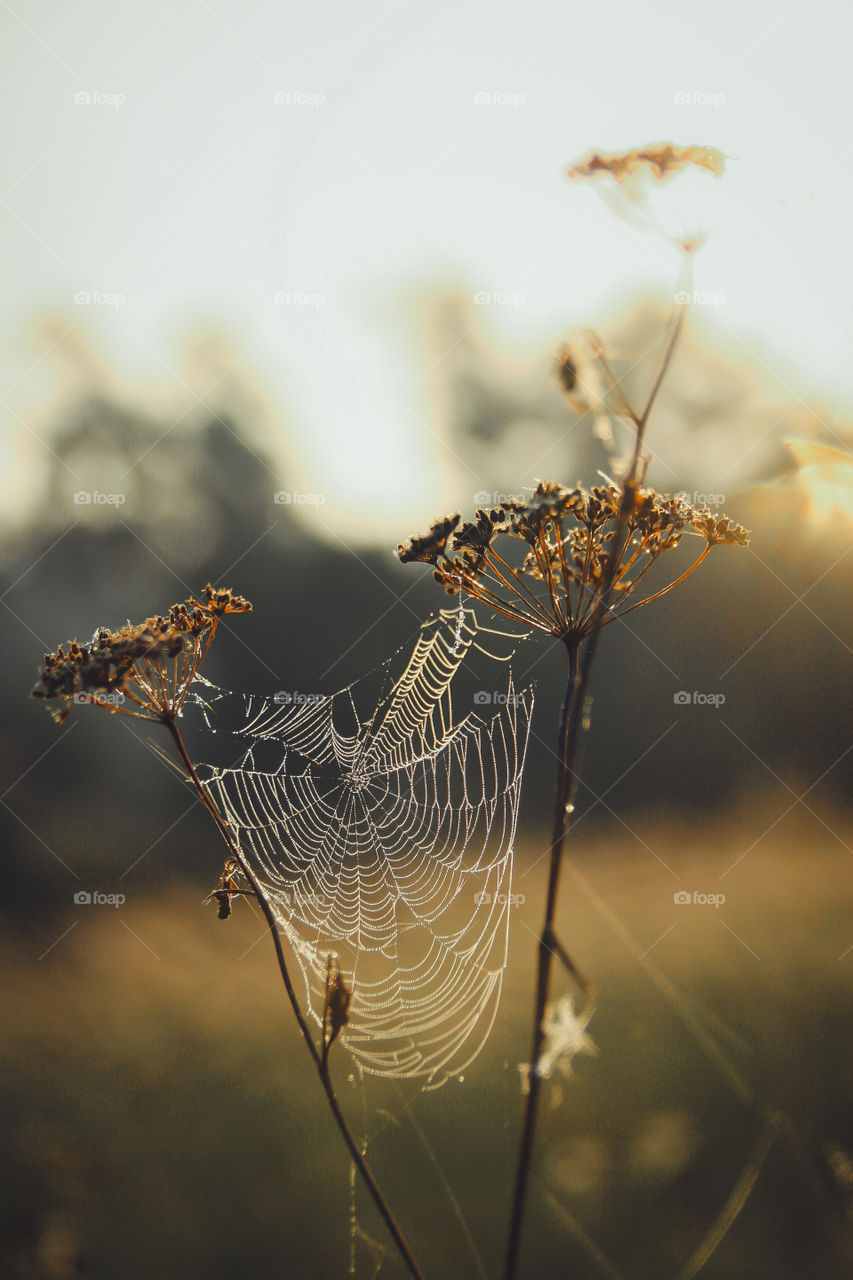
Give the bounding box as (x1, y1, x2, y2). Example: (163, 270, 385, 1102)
(194, 609, 533, 1088)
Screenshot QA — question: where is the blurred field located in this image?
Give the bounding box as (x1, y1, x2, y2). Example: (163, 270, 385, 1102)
(3, 804, 851, 1279)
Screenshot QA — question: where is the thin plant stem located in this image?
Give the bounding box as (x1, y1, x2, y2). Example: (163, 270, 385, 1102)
(503, 636, 581, 1280)
(503, 306, 689, 1280)
(164, 717, 426, 1280)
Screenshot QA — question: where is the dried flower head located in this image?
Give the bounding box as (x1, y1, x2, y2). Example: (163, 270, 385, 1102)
(31, 584, 252, 723)
(568, 142, 726, 186)
(567, 141, 726, 247)
(322, 954, 352, 1063)
(202, 857, 256, 920)
(397, 514, 460, 565)
(397, 484, 747, 644)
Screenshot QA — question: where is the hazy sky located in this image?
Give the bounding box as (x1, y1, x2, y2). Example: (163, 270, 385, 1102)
(2, 0, 852, 537)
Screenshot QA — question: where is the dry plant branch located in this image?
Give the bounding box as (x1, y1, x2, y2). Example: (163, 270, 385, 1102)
(32, 585, 425, 1280)
(397, 257, 748, 1280)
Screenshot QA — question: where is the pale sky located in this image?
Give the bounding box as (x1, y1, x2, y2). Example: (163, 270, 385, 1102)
(2, 0, 852, 539)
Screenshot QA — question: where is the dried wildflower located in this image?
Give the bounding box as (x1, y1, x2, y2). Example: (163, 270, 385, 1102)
(322, 954, 352, 1064)
(31, 583, 252, 723)
(202, 857, 256, 920)
(397, 514, 460, 565)
(568, 142, 725, 186)
(193, 584, 252, 616)
(556, 348, 576, 395)
(398, 482, 747, 645)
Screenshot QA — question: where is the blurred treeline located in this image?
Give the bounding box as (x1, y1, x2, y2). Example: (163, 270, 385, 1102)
(2, 295, 851, 916)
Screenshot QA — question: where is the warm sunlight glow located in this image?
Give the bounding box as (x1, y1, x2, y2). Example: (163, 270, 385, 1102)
(786, 437, 853, 526)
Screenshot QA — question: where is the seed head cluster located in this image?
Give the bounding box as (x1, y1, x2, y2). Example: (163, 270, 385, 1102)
(32, 584, 251, 723)
(398, 482, 747, 642)
(568, 142, 726, 185)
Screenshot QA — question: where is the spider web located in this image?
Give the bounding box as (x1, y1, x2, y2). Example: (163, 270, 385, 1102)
(192, 609, 533, 1088)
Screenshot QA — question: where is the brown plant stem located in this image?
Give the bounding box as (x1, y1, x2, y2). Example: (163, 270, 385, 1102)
(503, 305, 688, 1280)
(503, 634, 588, 1280)
(164, 717, 426, 1280)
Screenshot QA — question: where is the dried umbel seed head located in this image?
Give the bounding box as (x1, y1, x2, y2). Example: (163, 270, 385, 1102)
(568, 142, 726, 186)
(566, 140, 727, 250)
(689, 509, 750, 547)
(32, 585, 252, 723)
(397, 514, 460, 565)
(194, 584, 253, 616)
(397, 483, 748, 643)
